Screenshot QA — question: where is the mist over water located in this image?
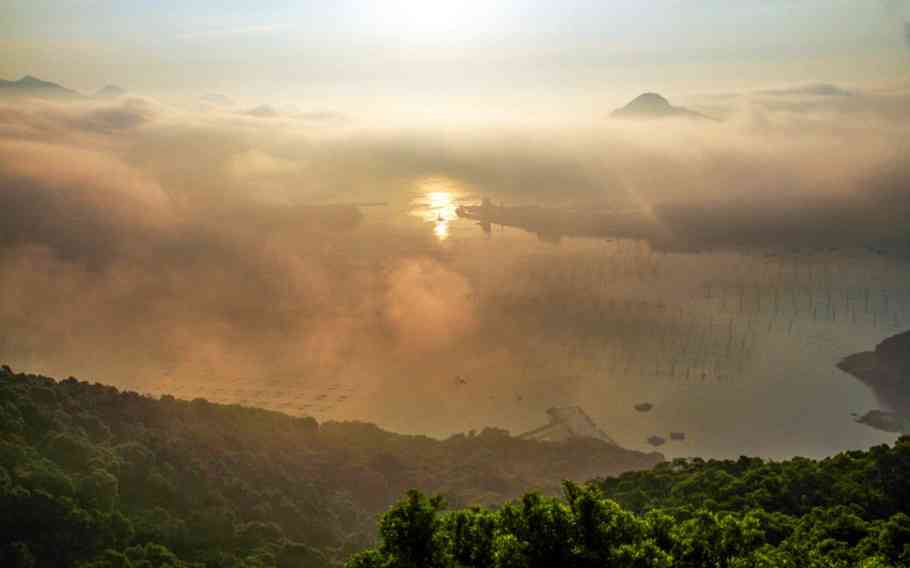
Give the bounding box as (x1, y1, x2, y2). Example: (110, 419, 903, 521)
(401, 208, 904, 458)
(1, 87, 909, 459)
(387, 182, 907, 458)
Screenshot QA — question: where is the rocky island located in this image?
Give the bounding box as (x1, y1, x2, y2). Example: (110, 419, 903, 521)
(838, 330, 910, 433)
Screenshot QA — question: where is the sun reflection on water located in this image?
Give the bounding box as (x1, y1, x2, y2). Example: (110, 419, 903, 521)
(413, 177, 462, 241)
(433, 219, 450, 240)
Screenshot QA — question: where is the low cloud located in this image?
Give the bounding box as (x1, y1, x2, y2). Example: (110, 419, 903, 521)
(0, 91, 908, 440)
(74, 98, 159, 133)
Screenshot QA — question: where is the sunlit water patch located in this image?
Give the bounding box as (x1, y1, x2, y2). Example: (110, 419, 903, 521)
(409, 177, 472, 241)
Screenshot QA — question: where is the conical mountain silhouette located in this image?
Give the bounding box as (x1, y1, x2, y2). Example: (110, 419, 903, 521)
(0, 75, 83, 98)
(612, 92, 712, 120)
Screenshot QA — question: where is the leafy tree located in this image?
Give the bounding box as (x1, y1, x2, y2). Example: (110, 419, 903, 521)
(450, 508, 497, 568)
(375, 491, 451, 568)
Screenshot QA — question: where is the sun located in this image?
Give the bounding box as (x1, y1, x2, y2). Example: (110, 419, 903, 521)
(428, 190, 454, 214)
(377, 1, 501, 43)
(398, 2, 462, 35)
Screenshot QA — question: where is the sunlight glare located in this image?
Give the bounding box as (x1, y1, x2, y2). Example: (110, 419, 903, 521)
(377, 1, 501, 43)
(414, 177, 463, 241)
(433, 220, 450, 241)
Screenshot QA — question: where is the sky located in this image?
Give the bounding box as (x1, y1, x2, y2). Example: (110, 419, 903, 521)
(2, 1, 909, 116)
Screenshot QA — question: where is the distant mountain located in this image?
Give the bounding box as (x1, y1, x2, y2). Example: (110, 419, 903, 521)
(200, 92, 235, 106)
(299, 110, 349, 124)
(611, 92, 712, 120)
(243, 104, 280, 118)
(94, 84, 126, 98)
(759, 83, 853, 97)
(0, 75, 83, 99)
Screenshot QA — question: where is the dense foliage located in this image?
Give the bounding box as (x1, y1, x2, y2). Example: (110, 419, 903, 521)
(7, 363, 908, 568)
(597, 444, 910, 520)
(0, 366, 657, 567)
(349, 439, 910, 567)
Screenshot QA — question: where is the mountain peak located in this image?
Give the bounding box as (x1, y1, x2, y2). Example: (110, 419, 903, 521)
(629, 92, 671, 107)
(201, 93, 235, 107)
(95, 85, 126, 98)
(612, 92, 710, 120)
(0, 75, 82, 98)
(243, 104, 280, 118)
(19, 75, 55, 87)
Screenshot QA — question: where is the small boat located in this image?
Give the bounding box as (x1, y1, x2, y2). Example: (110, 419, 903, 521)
(634, 402, 654, 412)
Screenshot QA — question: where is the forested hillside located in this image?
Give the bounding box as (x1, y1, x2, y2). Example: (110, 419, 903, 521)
(0, 366, 658, 568)
(6, 364, 908, 568)
(349, 439, 910, 567)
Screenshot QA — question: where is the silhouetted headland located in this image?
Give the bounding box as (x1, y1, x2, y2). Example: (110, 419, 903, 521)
(456, 198, 660, 243)
(838, 330, 910, 433)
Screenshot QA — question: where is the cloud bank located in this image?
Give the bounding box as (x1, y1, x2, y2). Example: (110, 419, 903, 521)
(0, 88, 908, 443)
